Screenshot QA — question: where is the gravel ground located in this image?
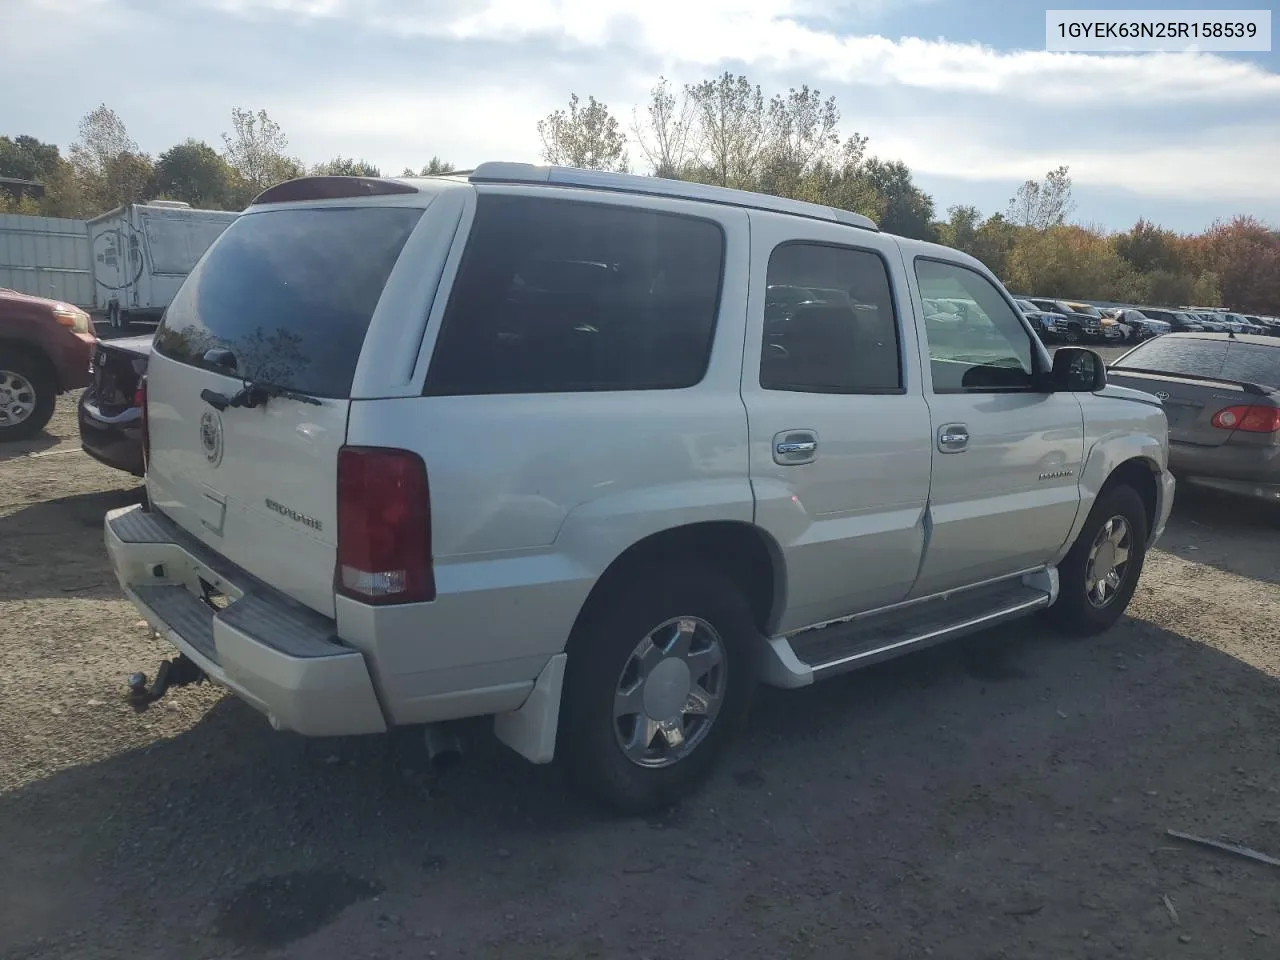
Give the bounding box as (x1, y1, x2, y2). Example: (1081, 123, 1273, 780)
(3, 338, 1280, 960)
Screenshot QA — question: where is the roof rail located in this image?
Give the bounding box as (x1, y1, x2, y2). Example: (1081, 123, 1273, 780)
(467, 162, 879, 232)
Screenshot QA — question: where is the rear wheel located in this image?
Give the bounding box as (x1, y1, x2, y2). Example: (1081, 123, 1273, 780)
(559, 565, 756, 814)
(0, 352, 56, 443)
(1051, 485, 1149, 635)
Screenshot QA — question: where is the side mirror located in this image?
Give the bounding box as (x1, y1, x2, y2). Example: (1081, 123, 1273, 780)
(1051, 347, 1107, 392)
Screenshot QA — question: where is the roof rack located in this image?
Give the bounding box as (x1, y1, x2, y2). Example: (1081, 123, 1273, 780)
(467, 162, 879, 232)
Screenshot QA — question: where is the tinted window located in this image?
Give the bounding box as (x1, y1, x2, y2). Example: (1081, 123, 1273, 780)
(760, 242, 902, 393)
(425, 196, 724, 395)
(154, 206, 422, 397)
(915, 259, 1035, 393)
(1113, 337, 1280, 386)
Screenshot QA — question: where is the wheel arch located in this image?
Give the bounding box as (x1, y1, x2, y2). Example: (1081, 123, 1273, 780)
(0, 338, 59, 391)
(568, 520, 788, 645)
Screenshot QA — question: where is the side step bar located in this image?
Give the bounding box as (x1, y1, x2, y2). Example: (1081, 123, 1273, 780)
(786, 579, 1053, 679)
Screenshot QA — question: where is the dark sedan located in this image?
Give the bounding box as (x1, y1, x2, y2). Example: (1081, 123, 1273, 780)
(78, 333, 151, 476)
(1106, 333, 1279, 503)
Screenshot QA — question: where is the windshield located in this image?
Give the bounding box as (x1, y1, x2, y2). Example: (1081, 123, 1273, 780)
(153, 205, 423, 397)
(1068, 303, 1103, 318)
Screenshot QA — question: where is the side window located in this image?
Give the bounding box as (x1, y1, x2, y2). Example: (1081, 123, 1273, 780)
(425, 195, 725, 395)
(759, 242, 903, 394)
(914, 259, 1036, 393)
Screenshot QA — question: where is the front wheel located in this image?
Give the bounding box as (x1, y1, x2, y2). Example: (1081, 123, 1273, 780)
(559, 565, 757, 814)
(0, 353, 56, 443)
(1063, 325, 1082, 344)
(1051, 485, 1149, 635)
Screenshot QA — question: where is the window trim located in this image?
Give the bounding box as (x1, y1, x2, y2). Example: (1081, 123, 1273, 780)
(423, 194, 728, 397)
(758, 239, 907, 396)
(913, 255, 1046, 396)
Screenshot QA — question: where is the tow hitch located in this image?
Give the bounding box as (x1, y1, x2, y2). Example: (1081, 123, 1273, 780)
(127, 654, 206, 711)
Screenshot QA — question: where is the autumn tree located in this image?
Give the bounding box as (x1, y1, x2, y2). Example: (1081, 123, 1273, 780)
(1008, 165, 1075, 229)
(221, 107, 302, 202)
(1006, 225, 1131, 300)
(68, 104, 154, 212)
(757, 85, 841, 201)
(633, 76, 697, 179)
(1193, 216, 1280, 314)
(537, 94, 628, 172)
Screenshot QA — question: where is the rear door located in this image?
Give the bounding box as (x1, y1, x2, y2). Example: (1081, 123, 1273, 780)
(145, 197, 436, 617)
(741, 214, 933, 630)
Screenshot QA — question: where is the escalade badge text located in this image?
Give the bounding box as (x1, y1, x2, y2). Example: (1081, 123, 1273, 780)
(265, 498, 323, 532)
(199, 410, 223, 467)
(1038, 469, 1075, 481)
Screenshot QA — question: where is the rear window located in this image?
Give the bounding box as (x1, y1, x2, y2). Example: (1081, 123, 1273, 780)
(424, 195, 724, 395)
(1113, 336, 1280, 387)
(153, 205, 423, 397)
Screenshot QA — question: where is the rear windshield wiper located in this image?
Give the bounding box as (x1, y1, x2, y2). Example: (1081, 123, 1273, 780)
(200, 379, 322, 411)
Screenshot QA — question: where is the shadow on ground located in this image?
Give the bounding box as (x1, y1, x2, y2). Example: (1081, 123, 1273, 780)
(0, 485, 145, 601)
(4, 615, 1280, 960)
(1158, 484, 1280, 586)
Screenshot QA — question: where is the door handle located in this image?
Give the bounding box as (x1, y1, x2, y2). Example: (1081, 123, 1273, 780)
(938, 423, 969, 453)
(773, 430, 818, 465)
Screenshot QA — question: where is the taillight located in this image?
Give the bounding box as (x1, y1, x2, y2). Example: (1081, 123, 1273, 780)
(138, 377, 149, 468)
(1211, 405, 1280, 433)
(336, 446, 434, 604)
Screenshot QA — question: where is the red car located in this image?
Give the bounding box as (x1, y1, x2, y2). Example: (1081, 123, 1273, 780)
(0, 287, 96, 442)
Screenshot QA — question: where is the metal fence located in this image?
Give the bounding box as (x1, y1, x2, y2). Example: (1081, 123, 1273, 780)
(0, 213, 93, 308)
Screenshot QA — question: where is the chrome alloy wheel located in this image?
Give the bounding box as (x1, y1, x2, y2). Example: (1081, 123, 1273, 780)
(1086, 515, 1132, 608)
(0, 369, 37, 428)
(613, 616, 727, 768)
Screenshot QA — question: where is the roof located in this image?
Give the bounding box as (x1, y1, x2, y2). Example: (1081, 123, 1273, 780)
(461, 162, 880, 232)
(1158, 331, 1279, 347)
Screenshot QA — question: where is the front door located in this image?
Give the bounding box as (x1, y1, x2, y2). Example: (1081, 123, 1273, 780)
(907, 257, 1085, 597)
(742, 213, 933, 633)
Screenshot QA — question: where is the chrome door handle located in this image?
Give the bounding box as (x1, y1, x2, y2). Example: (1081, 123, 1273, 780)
(938, 424, 969, 453)
(776, 441, 816, 455)
(773, 430, 819, 465)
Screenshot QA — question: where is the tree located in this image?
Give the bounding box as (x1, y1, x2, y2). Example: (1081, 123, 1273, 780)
(858, 158, 936, 240)
(758, 85, 841, 200)
(1192, 216, 1280, 313)
(1113, 218, 1184, 274)
(419, 157, 455, 175)
(936, 204, 983, 253)
(0, 135, 62, 183)
(221, 107, 302, 200)
(67, 105, 154, 212)
(685, 73, 769, 189)
(153, 139, 236, 208)
(633, 76, 697, 179)
(311, 156, 382, 177)
(1006, 225, 1130, 299)
(1008, 165, 1075, 229)
(537, 94, 628, 172)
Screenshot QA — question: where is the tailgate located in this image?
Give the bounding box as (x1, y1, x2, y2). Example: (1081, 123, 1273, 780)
(144, 203, 425, 618)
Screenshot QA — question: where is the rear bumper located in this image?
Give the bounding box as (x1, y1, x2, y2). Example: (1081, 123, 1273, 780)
(104, 504, 387, 736)
(1170, 440, 1280, 481)
(78, 389, 144, 476)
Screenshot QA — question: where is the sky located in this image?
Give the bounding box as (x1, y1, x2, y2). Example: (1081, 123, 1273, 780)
(2, 0, 1278, 233)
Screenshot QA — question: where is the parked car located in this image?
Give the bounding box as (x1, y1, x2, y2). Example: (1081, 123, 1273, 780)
(1107, 332, 1278, 503)
(1013, 298, 1070, 341)
(104, 166, 1174, 813)
(78, 333, 152, 475)
(0, 287, 96, 442)
(1025, 298, 1101, 342)
(1137, 308, 1203, 333)
(1114, 308, 1171, 341)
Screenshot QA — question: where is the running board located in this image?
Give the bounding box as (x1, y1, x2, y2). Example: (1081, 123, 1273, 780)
(788, 580, 1052, 679)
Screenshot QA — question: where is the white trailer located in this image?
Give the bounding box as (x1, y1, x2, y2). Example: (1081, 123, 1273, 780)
(88, 201, 238, 329)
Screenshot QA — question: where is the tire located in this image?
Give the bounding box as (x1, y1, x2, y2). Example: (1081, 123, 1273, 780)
(558, 564, 757, 815)
(1051, 484, 1149, 636)
(1063, 325, 1082, 344)
(0, 351, 57, 443)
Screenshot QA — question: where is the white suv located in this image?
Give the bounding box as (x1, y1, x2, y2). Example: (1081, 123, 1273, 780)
(105, 164, 1175, 813)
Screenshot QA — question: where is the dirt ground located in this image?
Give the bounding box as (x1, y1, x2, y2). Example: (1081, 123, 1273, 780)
(3, 345, 1280, 960)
